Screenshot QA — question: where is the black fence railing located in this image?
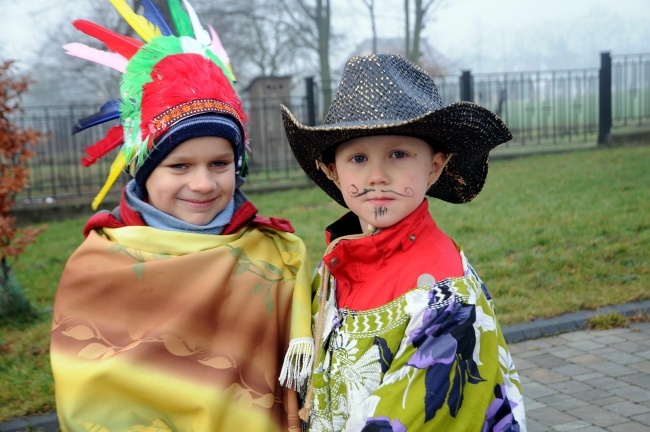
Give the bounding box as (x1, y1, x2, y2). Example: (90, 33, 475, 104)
(15, 52, 650, 206)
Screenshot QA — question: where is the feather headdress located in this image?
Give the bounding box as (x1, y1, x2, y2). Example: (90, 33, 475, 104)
(67, 0, 247, 209)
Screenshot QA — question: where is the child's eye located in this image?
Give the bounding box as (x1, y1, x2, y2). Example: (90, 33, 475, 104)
(351, 155, 367, 163)
(212, 160, 232, 168)
(391, 151, 407, 159)
(169, 163, 188, 170)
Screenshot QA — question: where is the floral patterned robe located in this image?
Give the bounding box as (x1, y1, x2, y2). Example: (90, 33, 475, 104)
(305, 203, 526, 431)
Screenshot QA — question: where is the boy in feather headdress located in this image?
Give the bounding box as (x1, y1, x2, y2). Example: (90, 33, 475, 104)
(282, 54, 527, 431)
(50, 2, 313, 431)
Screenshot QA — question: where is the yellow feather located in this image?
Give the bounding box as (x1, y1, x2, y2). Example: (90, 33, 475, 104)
(92, 151, 127, 210)
(109, 0, 162, 42)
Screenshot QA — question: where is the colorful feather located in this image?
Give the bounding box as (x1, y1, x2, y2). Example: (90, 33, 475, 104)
(92, 151, 127, 210)
(168, 0, 195, 37)
(181, 0, 210, 45)
(109, 0, 162, 42)
(82, 125, 124, 167)
(208, 25, 236, 82)
(73, 19, 143, 59)
(141, 0, 174, 36)
(73, 100, 121, 134)
(63, 42, 128, 73)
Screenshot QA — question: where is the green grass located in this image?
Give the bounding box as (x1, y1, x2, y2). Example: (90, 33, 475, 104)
(1, 144, 649, 422)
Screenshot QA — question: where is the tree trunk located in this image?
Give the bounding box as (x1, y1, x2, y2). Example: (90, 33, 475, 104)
(0, 258, 35, 324)
(317, 0, 332, 116)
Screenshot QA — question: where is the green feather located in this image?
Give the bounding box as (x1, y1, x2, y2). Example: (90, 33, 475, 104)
(120, 36, 185, 166)
(167, 0, 195, 38)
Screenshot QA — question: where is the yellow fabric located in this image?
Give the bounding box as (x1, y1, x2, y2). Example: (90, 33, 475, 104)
(51, 225, 312, 431)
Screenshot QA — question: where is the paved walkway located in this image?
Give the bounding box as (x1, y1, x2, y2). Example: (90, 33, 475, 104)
(2, 301, 649, 432)
(514, 322, 650, 431)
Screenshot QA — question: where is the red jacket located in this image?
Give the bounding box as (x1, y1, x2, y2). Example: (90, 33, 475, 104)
(323, 200, 464, 310)
(83, 187, 294, 237)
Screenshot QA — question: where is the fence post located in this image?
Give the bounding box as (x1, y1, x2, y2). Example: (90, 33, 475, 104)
(305, 76, 316, 126)
(460, 70, 473, 102)
(598, 51, 612, 144)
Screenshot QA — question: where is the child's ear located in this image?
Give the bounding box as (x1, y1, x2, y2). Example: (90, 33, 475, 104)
(428, 152, 451, 188)
(327, 163, 341, 189)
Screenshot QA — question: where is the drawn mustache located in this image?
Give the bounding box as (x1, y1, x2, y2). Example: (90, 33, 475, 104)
(348, 186, 375, 197)
(348, 186, 414, 198)
(380, 188, 414, 197)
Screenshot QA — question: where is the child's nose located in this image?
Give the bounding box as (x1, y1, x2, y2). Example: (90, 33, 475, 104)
(368, 161, 389, 185)
(188, 168, 217, 192)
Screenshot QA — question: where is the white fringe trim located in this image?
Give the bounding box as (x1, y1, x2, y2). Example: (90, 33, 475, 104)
(279, 337, 314, 392)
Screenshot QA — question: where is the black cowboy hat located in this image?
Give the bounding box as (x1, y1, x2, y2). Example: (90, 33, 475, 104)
(281, 54, 512, 207)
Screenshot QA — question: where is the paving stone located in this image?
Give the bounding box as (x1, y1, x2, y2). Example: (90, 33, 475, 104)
(610, 341, 647, 353)
(525, 381, 561, 398)
(525, 417, 551, 432)
(630, 411, 650, 425)
(590, 396, 626, 407)
(527, 367, 570, 384)
(543, 395, 588, 411)
(590, 362, 637, 377)
(553, 364, 594, 377)
(610, 385, 650, 403)
(606, 401, 650, 416)
(523, 399, 547, 411)
(607, 422, 648, 432)
(566, 426, 608, 431)
(638, 349, 650, 360)
(570, 354, 607, 367)
(568, 340, 606, 351)
(527, 406, 579, 426)
(588, 377, 629, 391)
(572, 388, 616, 402)
(619, 372, 650, 390)
(561, 332, 593, 342)
(572, 372, 605, 382)
(514, 357, 537, 371)
(598, 351, 644, 365)
(549, 380, 594, 395)
(553, 347, 586, 359)
(631, 360, 650, 374)
(553, 420, 591, 431)
(566, 406, 627, 427)
(526, 353, 569, 368)
(607, 422, 650, 432)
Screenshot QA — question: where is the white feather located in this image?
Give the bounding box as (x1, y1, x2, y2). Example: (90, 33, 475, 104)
(63, 42, 128, 73)
(182, 0, 211, 46)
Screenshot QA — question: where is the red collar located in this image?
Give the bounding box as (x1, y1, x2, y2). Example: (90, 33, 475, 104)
(323, 200, 436, 284)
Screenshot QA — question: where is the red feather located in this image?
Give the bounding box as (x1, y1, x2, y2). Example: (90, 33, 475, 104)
(140, 54, 248, 128)
(73, 19, 143, 59)
(82, 125, 124, 166)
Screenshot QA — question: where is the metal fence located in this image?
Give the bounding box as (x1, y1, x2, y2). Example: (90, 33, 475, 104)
(15, 51, 650, 206)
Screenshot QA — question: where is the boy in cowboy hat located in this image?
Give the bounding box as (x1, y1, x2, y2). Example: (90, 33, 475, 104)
(50, 2, 312, 431)
(282, 54, 526, 431)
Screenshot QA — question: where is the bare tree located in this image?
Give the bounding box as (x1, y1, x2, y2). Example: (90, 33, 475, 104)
(197, 0, 310, 83)
(404, 0, 442, 65)
(279, 0, 334, 112)
(361, 0, 378, 54)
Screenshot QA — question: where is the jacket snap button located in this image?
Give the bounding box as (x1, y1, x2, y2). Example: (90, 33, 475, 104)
(410, 234, 416, 241)
(330, 257, 340, 267)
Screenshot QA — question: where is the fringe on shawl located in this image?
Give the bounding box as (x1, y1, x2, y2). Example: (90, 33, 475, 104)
(279, 337, 314, 393)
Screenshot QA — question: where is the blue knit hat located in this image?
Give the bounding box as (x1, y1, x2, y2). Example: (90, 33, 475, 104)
(134, 113, 246, 191)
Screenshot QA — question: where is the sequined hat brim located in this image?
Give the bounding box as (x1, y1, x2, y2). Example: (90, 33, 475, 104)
(281, 101, 512, 207)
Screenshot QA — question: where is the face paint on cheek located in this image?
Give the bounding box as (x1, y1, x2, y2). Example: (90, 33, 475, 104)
(380, 187, 414, 197)
(348, 185, 375, 197)
(374, 207, 388, 219)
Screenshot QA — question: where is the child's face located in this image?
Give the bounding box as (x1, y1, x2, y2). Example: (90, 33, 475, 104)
(146, 136, 236, 225)
(329, 135, 447, 233)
